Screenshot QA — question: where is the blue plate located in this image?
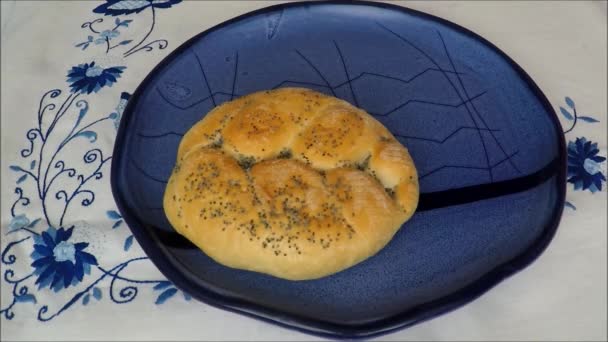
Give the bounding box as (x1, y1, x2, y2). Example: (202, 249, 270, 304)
(111, 1, 566, 338)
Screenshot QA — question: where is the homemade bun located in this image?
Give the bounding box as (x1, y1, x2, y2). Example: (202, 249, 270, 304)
(164, 88, 418, 280)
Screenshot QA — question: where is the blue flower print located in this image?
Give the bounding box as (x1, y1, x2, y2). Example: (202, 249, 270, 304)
(8, 214, 30, 232)
(95, 29, 120, 45)
(75, 35, 94, 50)
(30, 227, 98, 292)
(1, 0, 183, 322)
(567, 137, 606, 193)
(93, 0, 182, 16)
(67, 62, 126, 94)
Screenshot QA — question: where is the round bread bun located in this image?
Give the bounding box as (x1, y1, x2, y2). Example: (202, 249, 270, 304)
(164, 88, 418, 280)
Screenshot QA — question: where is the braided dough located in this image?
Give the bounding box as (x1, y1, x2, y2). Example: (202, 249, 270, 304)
(164, 88, 418, 280)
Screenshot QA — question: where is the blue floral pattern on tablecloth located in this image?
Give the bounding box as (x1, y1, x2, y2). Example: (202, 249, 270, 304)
(1, 0, 187, 323)
(30, 227, 98, 292)
(67, 62, 126, 94)
(567, 137, 606, 193)
(558, 96, 605, 210)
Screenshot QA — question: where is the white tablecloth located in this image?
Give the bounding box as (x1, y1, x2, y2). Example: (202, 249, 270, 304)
(1, 1, 606, 341)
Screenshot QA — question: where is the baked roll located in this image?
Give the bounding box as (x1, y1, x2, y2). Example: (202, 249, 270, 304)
(164, 88, 418, 280)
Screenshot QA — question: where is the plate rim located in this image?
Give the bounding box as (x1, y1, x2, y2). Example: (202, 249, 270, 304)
(110, 1, 567, 339)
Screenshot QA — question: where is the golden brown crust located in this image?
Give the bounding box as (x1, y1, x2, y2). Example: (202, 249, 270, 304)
(164, 88, 419, 280)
